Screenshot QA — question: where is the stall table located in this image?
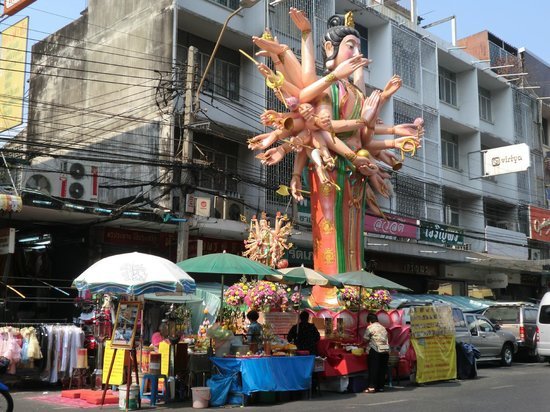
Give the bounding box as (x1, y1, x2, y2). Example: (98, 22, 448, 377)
(317, 339, 367, 377)
(211, 356, 315, 396)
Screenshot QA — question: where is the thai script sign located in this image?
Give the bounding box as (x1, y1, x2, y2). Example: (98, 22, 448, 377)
(419, 221, 464, 245)
(482, 143, 530, 177)
(364, 212, 417, 238)
(529, 205, 550, 242)
(3, 0, 36, 16)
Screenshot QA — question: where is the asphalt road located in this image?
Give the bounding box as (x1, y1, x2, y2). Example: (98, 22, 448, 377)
(10, 361, 550, 411)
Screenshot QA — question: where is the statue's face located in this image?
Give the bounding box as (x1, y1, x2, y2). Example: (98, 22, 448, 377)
(335, 34, 360, 65)
(325, 34, 361, 69)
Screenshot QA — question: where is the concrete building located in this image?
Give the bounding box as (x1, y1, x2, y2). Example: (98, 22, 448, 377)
(2, 0, 550, 320)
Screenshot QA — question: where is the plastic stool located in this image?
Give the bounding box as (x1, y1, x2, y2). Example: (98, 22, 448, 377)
(140, 374, 170, 406)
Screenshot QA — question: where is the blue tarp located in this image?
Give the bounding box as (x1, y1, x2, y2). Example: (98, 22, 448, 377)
(211, 356, 315, 395)
(390, 293, 495, 313)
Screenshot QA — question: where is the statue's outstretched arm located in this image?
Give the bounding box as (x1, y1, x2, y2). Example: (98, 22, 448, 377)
(289, 8, 316, 87)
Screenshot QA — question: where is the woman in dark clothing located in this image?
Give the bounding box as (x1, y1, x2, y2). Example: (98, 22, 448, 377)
(287, 311, 321, 355)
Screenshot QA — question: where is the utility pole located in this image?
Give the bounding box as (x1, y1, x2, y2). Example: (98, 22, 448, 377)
(177, 46, 197, 263)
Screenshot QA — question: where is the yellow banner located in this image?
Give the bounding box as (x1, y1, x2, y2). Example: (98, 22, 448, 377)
(0, 17, 28, 133)
(159, 341, 170, 376)
(102, 340, 126, 385)
(412, 335, 456, 384)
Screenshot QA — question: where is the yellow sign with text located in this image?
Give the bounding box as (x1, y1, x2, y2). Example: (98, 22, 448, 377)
(411, 335, 456, 383)
(0, 17, 28, 132)
(102, 340, 125, 385)
(159, 341, 170, 376)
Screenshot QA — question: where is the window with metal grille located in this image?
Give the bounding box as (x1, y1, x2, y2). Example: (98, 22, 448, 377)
(479, 87, 492, 122)
(441, 131, 459, 169)
(192, 133, 239, 193)
(392, 25, 420, 90)
(439, 67, 457, 106)
(198, 52, 240, 101)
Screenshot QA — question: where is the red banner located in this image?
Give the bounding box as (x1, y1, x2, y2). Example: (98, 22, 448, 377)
(364, 212, 417, 239)
(529, 205, 550, 242)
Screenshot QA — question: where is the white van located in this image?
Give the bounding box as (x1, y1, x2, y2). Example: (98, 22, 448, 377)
(537, 292, 550, 362)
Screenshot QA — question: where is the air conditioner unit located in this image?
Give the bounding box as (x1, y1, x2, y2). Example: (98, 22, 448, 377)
(59, 161, 99, 202)
(23, 157, 99, 202)
(214, 196, 244, 221)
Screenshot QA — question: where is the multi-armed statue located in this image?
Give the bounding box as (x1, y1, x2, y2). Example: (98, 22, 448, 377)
(247, 9, 424, 307)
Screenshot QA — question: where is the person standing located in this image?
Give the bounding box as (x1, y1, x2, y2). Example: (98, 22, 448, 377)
(245, 310, 263, 351)
(287, 311, 321, 355)
(364, 313, 389, 393)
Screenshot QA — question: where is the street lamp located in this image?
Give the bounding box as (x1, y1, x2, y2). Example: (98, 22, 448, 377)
(194, 0, 261, 110)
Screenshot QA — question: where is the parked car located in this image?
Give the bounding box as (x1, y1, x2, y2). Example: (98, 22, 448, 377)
(461, 314, 517, 366)
(402, 305, 518, 366)
(537, 292, 550, 363)
(483, 302, 539, 358)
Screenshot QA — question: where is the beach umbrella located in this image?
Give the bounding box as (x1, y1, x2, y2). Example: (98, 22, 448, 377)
(72, 252, 196, 295)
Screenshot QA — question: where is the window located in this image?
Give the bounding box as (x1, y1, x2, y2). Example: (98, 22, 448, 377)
(445, 203, 459, 226)
(479, 87, 492, 122)
(208, 0, 239, 9)
(439, 67, 457, 106)
(476, 318, 494, 333)
(192, 133, 239, 193)
(540, 305, 550, 324)
(199, 52, 240, 101)
(441, 131, 459, 169)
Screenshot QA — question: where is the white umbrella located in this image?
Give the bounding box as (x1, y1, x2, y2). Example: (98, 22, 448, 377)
(72, 252, 196, 295)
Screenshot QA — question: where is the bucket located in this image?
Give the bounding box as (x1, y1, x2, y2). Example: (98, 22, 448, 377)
(191, 386, 211, 409)
(118, 383, 139, 410)
(149, 352, 161, 375)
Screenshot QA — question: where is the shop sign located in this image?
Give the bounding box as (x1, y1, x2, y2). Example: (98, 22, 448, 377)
(0, 228, 15, 255)
(521, 273, 541, 287)
(3, 0, 36, 17)
(485, 273, 508, 289)
(482, 143, 530, 177)
(286, 247, 313, 266)
(364, 212, 417, 238)
(188, 237, 243, 257)
(419, 221, 464, 246)
(296, 199, 311, 225)
(529, 205, 550, 242)
(103, 227, 160, 246)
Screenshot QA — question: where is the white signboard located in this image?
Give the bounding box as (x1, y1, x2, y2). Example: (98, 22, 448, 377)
(0, 228, 15, 255)
(195, 197, 211, 217)
(483, 143, 530, 177)
(485, 273, 508, 289)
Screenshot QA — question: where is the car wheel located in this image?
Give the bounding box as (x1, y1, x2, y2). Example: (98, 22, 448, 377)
(500, 344, 513, 367)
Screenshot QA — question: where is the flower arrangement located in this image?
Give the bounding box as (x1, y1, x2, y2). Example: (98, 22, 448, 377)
(290, 292, 301, 305)
(361, 289, 392, 310)
(276, 285, 289, 307)
(338, 286, 359, 308)
(224, 281, 249, 307)
(245, 280, 281, 310)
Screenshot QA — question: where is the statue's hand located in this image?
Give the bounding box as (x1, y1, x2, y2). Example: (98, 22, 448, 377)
(289, 8, 312, 32)
(290, 174, 304, 202)
(332, 55, 371, 81)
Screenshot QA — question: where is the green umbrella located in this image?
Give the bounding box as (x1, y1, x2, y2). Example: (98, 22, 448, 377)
(177, 252, 281, 276)
(332, 269, 411, 292)
(332, 269, 411, 338)
(267, 265, 343, 287)
(177, 251, 282, 310)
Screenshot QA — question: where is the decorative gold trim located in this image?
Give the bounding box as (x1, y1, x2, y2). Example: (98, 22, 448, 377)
(344, 11, 355, 28)
(324, 73, 337, 83)
(323, 248, 336, 265)
(261, 31, 273, 41)
(321, 182, 333, 196)
(301, 30, 311, 41)
(345, 152, 358, 163)
(320, 218, 335, 235)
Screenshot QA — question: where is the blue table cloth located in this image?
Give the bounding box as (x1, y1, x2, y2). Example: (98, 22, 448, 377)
(211, 356, 315, 395)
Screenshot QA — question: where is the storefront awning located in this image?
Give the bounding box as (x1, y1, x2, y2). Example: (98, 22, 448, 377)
(0, 194, 22, 212)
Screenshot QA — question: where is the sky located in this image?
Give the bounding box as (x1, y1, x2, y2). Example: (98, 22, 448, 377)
(416, 0, 550, 64)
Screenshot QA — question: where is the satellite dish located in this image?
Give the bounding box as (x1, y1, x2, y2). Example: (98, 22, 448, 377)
(69, 163, 85, 180)
(69, 182, 84, 199)
(26, 174, 52, 194)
